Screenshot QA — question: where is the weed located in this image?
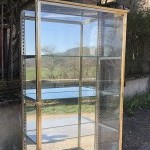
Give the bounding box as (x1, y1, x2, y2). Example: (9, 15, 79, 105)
(124, 93, 150, 116)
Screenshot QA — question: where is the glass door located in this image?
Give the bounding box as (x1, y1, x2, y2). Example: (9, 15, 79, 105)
(39, 2, 98, 150)
(41, 21, 80, 149)
(95, 13, 126, 150)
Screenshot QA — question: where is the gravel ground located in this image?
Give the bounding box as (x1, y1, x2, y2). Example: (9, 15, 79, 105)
(123, 109, 150, 150)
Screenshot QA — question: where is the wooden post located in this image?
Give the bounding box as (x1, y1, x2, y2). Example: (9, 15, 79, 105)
(119, 13, 127, 150)
(35, 0, 42, 150)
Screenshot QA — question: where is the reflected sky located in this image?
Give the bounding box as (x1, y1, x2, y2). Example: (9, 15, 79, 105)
(24, 10, 122, 57)
(25, 18, 98, 55)
(25, 11, 97, 55)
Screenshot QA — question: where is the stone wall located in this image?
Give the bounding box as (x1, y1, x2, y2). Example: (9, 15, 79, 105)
(124, 76, 150, 98)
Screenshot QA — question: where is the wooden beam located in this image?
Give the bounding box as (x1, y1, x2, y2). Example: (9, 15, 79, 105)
(40, 0, 128, 15)
(119, 13, 127, 150)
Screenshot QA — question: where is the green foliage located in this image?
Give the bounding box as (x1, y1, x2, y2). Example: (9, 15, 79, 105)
(26, 68, 36, 80)
(27, 104, 95, 114)
(124, 93, 150, 116)
(123, 0, 150, 77)
(26, 56, 96, 80)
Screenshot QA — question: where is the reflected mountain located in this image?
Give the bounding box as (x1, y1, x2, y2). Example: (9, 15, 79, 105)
(25, 46, 97, 66)
(53, 46, 96, 56)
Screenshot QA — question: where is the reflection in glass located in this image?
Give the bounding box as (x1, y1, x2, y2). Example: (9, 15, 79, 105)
(21, 1, 126, 150)
(97, 13, 123, 150)
(25, 100, 37, 150)
(40, 3, 99, 149)
(41, 19, 80, 148)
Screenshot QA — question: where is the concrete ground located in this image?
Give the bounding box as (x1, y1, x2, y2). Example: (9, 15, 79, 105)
(1, 104, 150, 150)
(26, 113, 118, 150)
(0, 104, 22, 150)
(26, 135, 95, 150)
(0, 103, 118, 150)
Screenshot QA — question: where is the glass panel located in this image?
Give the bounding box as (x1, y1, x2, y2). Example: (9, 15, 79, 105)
(83, 21, 98, 56)
(25, 100, 37, 150)
(80, 57, 97, 150)
(41, 21, 80, 56)
(41, 2, 98, 20)
(103, 14, 123, 57)
(39, 2, 125, 150)
(41, 8, 80, 148)
(41, 56, 80, 149)
(80, 20, 98, 149)
(21, 8, 36, 150)
(97, 13, 123, 150)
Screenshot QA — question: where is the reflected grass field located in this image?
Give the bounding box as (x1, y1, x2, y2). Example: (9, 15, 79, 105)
(26, 104, 95, 114)
(26, 65, 96, 81)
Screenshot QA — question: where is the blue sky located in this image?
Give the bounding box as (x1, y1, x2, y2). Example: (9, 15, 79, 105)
(24, 10, 123, 57)
(41, 22, 80, 53)
(25, 19, 98, 55)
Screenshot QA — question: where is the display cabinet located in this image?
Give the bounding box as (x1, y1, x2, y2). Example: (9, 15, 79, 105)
(21, 0, 128, 150)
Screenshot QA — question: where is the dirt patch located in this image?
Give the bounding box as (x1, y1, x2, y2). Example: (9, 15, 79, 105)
(123, 109, 150, 150)
(27, 113, 95, 121)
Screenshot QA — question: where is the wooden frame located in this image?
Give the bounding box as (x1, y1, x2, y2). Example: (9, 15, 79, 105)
(119, 13, 127, 150)
(35, 1, 42, 150)
(40, 0, 128, 15)
(20, 0, 128, 14)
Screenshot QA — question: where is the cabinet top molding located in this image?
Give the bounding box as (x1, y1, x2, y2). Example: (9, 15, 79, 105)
(20, 0, 129, 15)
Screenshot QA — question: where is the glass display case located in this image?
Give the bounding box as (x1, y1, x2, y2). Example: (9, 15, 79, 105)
(21, 0, 128, 150)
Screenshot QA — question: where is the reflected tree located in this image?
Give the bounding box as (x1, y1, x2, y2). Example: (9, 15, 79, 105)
(42, 45, 56, 79)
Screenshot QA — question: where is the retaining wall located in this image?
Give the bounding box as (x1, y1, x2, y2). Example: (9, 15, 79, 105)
(124, 76, 150, 98)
